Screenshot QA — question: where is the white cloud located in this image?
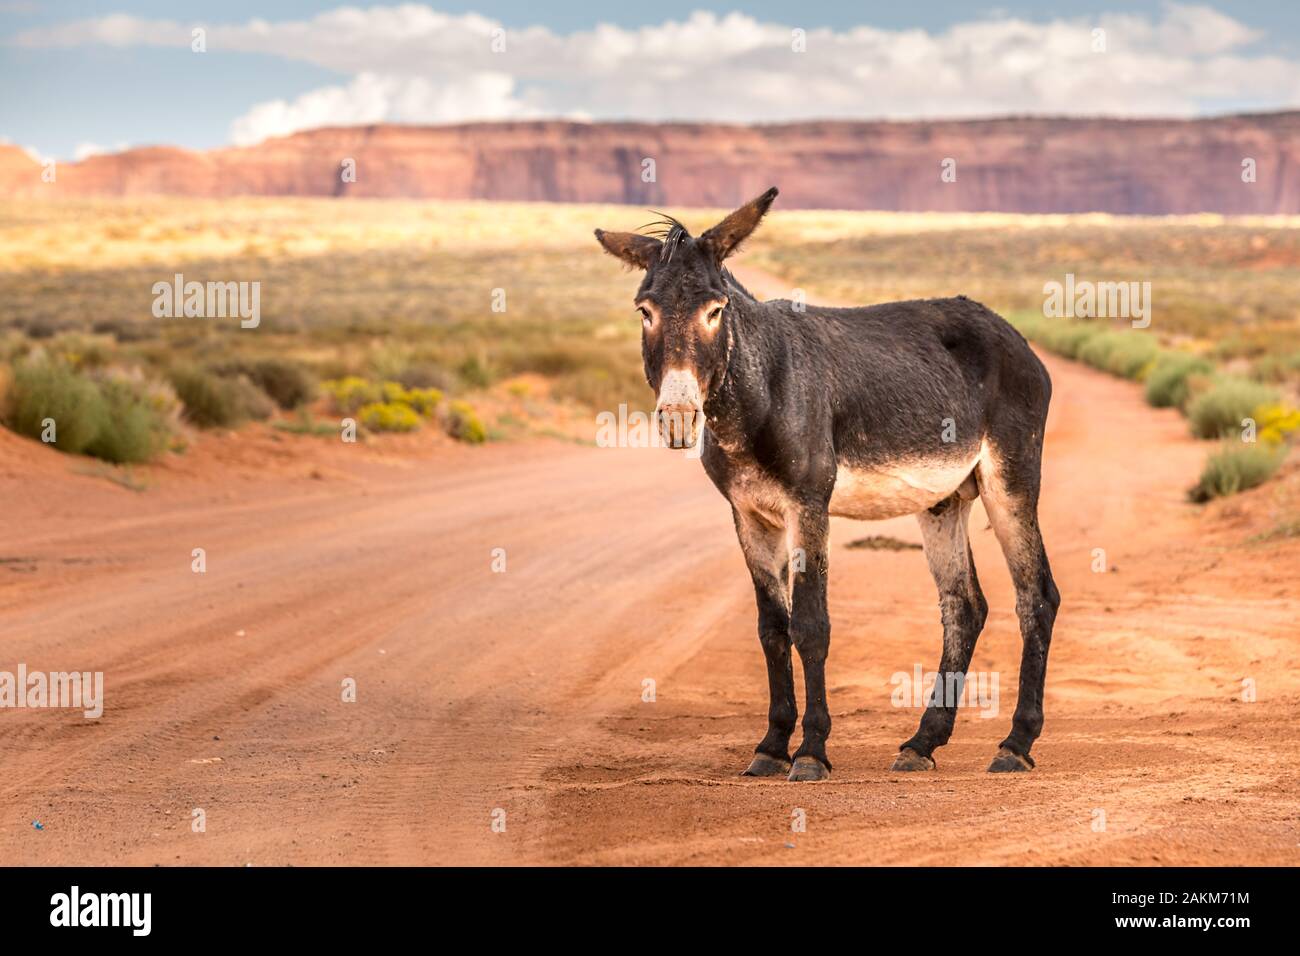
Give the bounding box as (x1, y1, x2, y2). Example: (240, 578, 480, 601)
(73, 141, 129, 161)
(12, 3, 1300, 146)
(228, 71, 538, 146)
(0, 136, 50, 165)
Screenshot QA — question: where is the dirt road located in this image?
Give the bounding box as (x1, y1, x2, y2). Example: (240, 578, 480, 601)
(3, 269, 1299, 865)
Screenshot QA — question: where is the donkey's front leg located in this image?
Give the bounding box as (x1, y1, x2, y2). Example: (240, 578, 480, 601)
(734, 509, 797, 777)
(788, 506, 832, 781)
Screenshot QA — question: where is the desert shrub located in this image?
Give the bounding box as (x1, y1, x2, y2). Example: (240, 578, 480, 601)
(238, 358, 316, 410)
(551, 366, 652, 413)
(444, 400, 487, 443)
(1035, 320, 1099, 359)
(230, 375, 275, 421)
(1190, 441, 1288, 501)
(323, 376, 383, 414)
(366, 342, 417, 383)
(3, 360, 106, 454)
(2, 360, 176, 463)
(457, 355, 494, 389)
(1008, 313, 1046, 340)
(379, 381, 411, 404)
(501, 345, 588, 378)
(32, 332, 118, 371)
(406, 387, 443, 417)
(395, 362, 453, 391)
(357, 401, 421, 433)
(325, 376, 441, 418)
(23, 316, 73, 340)
(1186, 377, 1280, 439)
(1251, 351, 1300, 384)
(498, 339, 649, 411)
(1075, 330, 1159, 379)
(83, 376, 173, 464)
(1144, 353, 1215, 408)
(168, 366, 272, 428)
(1254, 403, 1300, 445)
(91, 318, 157, 343)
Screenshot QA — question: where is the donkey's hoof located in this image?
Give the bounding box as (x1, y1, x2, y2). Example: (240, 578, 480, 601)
(742, 753, 792, 777)
(891, 748, 935, 772)
(987, 747, 1034, 773)
(787, 756, 831, 782)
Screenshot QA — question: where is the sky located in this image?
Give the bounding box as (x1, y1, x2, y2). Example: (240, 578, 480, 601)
(3, 2, 1300, 160)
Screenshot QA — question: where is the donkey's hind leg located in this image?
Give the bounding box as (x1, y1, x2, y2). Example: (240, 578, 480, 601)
(894, 494, 988, 771)
(977, 445, 1060, 772)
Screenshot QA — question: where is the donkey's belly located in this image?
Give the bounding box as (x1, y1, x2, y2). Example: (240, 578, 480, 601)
(829, 454, 979, 521)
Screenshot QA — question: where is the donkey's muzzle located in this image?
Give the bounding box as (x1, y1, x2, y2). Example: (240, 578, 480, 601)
(657, 404, 702, 449)
(656, 369, 704, 449)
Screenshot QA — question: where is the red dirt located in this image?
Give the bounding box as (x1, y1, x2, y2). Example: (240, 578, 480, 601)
(2, 269, 1299, 865)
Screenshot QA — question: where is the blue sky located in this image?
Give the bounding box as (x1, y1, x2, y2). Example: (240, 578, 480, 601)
(4, 2, 1300, 160)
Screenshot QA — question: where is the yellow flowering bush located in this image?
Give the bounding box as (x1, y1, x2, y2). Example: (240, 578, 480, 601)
(1254, 403, 1300, 446)
(323, 376, 382, 414)
(406, 387, 443, 417)
(357, 401, 422, 433)
(444, 400, 486, 444)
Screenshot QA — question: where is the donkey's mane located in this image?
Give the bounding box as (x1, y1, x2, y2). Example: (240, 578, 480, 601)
(639, 212, 691, 263)
(722, 268, 756, 302)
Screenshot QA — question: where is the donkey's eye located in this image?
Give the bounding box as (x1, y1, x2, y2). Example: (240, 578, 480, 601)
(706, 305, 724, 324)
(637, 306, 652, 326)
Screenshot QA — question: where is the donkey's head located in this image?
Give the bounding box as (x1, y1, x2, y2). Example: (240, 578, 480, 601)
(595, 187, 778, 449)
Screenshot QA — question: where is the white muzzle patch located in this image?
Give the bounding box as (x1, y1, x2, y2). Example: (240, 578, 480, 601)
(656, 369, 703, 449)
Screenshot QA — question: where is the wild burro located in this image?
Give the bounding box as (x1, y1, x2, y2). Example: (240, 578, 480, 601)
(595, 188, 1059, 781)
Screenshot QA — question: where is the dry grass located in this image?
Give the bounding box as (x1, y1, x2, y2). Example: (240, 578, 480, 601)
(746, 212, 1300, 375)
(3, 199, 1297, 454)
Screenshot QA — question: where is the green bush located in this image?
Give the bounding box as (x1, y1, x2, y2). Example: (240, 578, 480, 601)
(240, 358, 316, 410)
(325, 377, 442, 418)
(358, 401, 421, 432)
(83, 377, 172, 464)
(1254, 403, 1300, 445)
(4, 360, 106, 454)
(323, 376, 383, 414)
(444, 400, 487, 444)
(45, 332, 117, 370)
(406, 387, 443, 417)
(168, 366, 272, 428)
(231, 375, 275, 421)
(3, 360, 176, 463)
(395, 362, 453, 391)
(91, 318, 158, 343)
(1075, 330, 1159, 380)
(1190, 441, 1287, 501)
(457, 355, 494, 389)
(1036, 321, 1099, 359)
(1251, 351, 1300, 384)
(1144, 353, 1215, 408)
(1186, 377, 1280, 439)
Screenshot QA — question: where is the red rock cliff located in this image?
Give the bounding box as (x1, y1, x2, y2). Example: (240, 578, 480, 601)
(5, 114, 1299, 213)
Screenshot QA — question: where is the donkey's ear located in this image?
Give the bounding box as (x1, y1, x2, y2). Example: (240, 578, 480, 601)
(595, 229, 662, 270)
(700, 187, 778, 262)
